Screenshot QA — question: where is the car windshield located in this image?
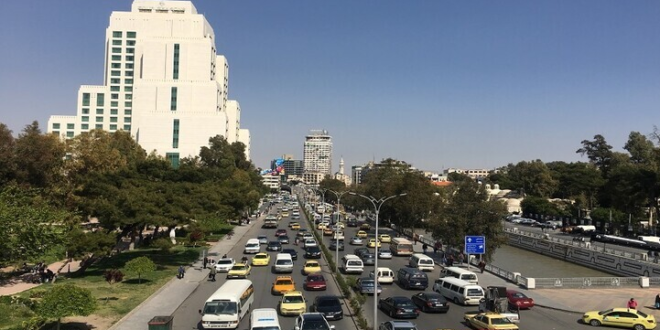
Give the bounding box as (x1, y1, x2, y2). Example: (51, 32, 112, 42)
(463, 274, 477, 280)
(491, 317, 513, 325)
(276, 280, 292, 285)
(217, 260, 232, 265)
(511, 292, 527, 298)
(231, 265, 246, 271)
(598, 309, 614, 315)
(301, 320, 329, 330)
(246, 243, 259, 247)
(307, 262, 319, 267)
(284, 295, 304, 303)
(255, 255, 267, 259)
(277, 260, 292, 265)
(318, 299, 340, 307)
(361, 281, 375, 287)
(638, 310, 649, 317)
(203, 301, 237, 315)
(309, 275, 324, 281)
(253, 327, 280, 330)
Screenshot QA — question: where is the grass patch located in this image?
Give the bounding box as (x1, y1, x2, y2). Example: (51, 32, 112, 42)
(2, 245, 202, 328)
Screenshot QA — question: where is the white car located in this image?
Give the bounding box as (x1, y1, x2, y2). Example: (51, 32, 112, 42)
(333, 231, 344, 240)
(304, 239, 318, 248)
(302, 233, 314, 240)
(378, 250, 392, 259)
(350, 237, 363, 245)
(214, 258, 235, 272)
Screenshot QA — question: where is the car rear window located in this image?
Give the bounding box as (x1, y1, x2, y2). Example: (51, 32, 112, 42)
(467, 288, 483, 296)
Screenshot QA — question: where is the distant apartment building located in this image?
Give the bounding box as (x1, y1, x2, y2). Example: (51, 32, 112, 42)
(351, 165, 363, 185)
(47, 0, 250, 167)
(261, 174, 281, 190)
(270, 156, 304, 179)
(303, 130, 332, 185)
(445, 168, 492, 180)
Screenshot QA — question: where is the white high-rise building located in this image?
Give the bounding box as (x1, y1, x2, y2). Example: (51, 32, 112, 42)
(47, 0, 250, 167)
(303, 130, 332, 185)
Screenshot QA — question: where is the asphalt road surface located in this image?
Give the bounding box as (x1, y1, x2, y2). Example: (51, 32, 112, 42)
(173, 199, 612, 330)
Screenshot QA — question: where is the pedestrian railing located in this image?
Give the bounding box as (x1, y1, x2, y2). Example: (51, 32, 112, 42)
(533, 276, 642, 289)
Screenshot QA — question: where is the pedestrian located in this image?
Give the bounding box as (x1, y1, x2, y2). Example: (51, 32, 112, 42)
(458, 253, 465, 265)
(422, 243, 428, 254)
(413, 234, 418, 245)
(655, 294, 660, 309)
(478, 260, 486, 274)
(447, 255, 454, 267)
(442, 255, 448, 266)
(203, 257, 208, 269)
(433, 242, 440, 255)
(178, 265, 185, 279)
(627, 298, 638, 310)
(210, 266, 217, 282)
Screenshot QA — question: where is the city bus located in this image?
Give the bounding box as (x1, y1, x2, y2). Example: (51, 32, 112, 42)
(200, 279, 254, 329)
(390, 237, 414, 256)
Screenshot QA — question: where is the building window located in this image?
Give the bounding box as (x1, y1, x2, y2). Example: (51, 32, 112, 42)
(111, 78, 120, 84)
(124, 117, 132, 123)
(82, 108, 89, 114)
(112, 31, 122, 38)
(173, 44, 180, 79)
(96, 93, 104, 106)
(124, 101, 132, 107)
(82, 93, 90, 106)
(110, 117, 118, 123)
(172, 119, 180, 148)
(52, 131, 60, 136)
(82, 124, 89, 130)
(96, 109, 104, 115)
(125, 63, 134, 69)
(111, 70, 121, 76)
(110, 86, 120, 91)
(67, 123, 74, 129)
(170, 87, 177, 111)
(96, 117, 103, 122)
(125, 71, 133, 77)
(111, 94, 119, 100)
(111, 109, 118, 115)
(95, 124, 103, 129)
(126, 48, 134, 54)
(124, 124, 131, 131)
(125, 94, 132, 100)
(125, 79, 133, 84)
(110, 124, 117, 131)
(52, 123, 60, 129)
(82, 116, 89, 122)
(111, 63, 121, 69)
(66, 131, 74, 138)
(166, 153, 180, 169)
(124, 110, 132, 115)
(112, 40, 122, 46)
(127, 31, 136, 38)
(111, 55, 121, 61)
(112, 47, 121, 53)
(125, 56, 134, 61)
(111, 101, 118, 107)
(124, 86, 133, 92)
(127, 40, 136, 46)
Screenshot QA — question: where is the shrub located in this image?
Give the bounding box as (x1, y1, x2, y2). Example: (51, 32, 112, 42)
(151, 237, 174, 252)
(103, 269, 125, 284)
(336, 274, 351, 298)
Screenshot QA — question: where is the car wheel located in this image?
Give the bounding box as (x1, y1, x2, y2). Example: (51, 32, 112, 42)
(633, 325, 645, 330)
(454, 297, 460, 305)
(589, 319, 601, 327)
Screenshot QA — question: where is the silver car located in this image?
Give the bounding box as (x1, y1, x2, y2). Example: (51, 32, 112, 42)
(350, 236, 363, 245)
(355, 277, 382, 295)
(378, 250, 393, 259)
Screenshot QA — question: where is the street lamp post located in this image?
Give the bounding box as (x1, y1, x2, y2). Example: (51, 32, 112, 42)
(349, 192, 407, 330)
(328, 190, 350, 272)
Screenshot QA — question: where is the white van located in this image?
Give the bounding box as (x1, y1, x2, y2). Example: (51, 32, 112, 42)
(432, 277, 484, 306)
(250, 308, 281, 330)
(369, 267, 394, 284)
(408, 253, 435, 271)
(342, 254, 364, 274)
(440, 266, 479, 284)
(244, 239, 261, 254)
(576, 225, 596, 233)
(200, 279, 255, 329)
(639, 236, 660, 244)
(274, 253, 294, 273)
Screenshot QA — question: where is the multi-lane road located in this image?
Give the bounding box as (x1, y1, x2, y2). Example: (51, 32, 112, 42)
(172, 199, 611, 330)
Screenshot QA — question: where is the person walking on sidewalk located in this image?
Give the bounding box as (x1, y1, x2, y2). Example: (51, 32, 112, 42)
(178, 265, 185, 279)
(422, 243, 428, 254)
(209, 266, 217, 282)
(627, 298, 638, 310)
(203, 257, 208, 269)
(655, 294, 660, 309)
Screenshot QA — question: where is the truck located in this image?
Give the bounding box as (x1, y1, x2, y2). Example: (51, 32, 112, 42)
(464, 286, 520, 324)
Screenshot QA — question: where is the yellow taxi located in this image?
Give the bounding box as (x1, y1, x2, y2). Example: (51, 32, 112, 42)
(317, 222, 329, 230)
(368, 238, 382, 248)
(271, 275, 296, 295)
(357, 230, 368, 238)
(279, 291, 307, 315)
(227, 263, 251, 279)
(303, 260, 322, 275)
(251, 253, 271, 266)
(323, 227, 334, 236)
(378, 234, 392, 243)
(335, 222, 345, 229)
(464, 312, 518, 330)
(290, 222, 301, 230)
(582, 308, 656, 330)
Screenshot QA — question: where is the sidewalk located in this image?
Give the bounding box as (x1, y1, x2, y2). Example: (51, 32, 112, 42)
(409, 242, 660, 315)
(109, 217, 260, 330)
(0, 259, 83, 296)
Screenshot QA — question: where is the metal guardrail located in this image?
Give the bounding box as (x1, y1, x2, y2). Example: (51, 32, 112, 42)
(533, 276, 641, 289)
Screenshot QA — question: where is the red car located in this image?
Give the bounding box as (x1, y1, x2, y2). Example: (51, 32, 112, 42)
(303, 273, 327, 291)
(275, 229, 288, 237)
(506, 289, 534, 309)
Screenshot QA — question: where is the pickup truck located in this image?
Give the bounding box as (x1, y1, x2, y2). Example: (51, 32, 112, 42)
(463, 312, 519, 329)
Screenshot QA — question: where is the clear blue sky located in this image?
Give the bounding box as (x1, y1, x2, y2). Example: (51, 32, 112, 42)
(2, 0, 659, 172)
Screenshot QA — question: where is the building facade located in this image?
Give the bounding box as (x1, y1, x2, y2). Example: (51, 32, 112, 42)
(47, 1, 250, 166)
(303, 130, 332, 185)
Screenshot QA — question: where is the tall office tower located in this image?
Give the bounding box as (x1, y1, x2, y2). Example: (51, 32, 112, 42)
(303, 130, 332, 185)
(47, 1, 250, 167)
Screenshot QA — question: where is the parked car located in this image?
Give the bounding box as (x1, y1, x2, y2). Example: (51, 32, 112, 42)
(378, 296, 420, 319)
(311, 295, 343, 320)
(410, 292, 449, 313)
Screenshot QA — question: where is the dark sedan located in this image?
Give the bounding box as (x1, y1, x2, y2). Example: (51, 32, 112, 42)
(329, 240, 344, 251)
(278, 235, 290, 244)
(282, 248, 298, 260)
(378, 296, 420, 319)
(410, 292, 449, 313)
(361, 253, 376, 266)
(354, 247, 369, 258)
(305, 246, 322, 259)
(311, 295, 343, 320)
(267, 241, 282, 252)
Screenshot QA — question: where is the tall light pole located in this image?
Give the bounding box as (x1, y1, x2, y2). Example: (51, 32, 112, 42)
(328, 189, 350, 272)
(349, 192, 407, 329)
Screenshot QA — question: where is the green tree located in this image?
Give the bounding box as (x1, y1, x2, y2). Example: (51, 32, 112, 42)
(520, 196, 564, 217)
(507, 160, 557, 198)
(65, 228, 117, 260)
(625, 131, 655, 165)
(0, 123, 16, 186)
(37, 284, 96, 330)
(123, 256, 157, 284)
(13, 121, 66, 188)
(576, 134, 614, 175)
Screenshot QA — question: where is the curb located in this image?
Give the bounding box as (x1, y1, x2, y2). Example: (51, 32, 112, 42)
(536, 303, 584, 315)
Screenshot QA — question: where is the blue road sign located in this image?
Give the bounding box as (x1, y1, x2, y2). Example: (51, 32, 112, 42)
(464, 236, 485, 254)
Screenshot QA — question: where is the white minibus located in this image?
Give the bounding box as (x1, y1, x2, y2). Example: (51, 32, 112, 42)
(408, 253, 435, 271)
(200, 279, 255, 329)
(440, 266, 479, 284)
(389, 237, 414, 256)
(432, 277, 484, 306)
(250, 308, 281, 330)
